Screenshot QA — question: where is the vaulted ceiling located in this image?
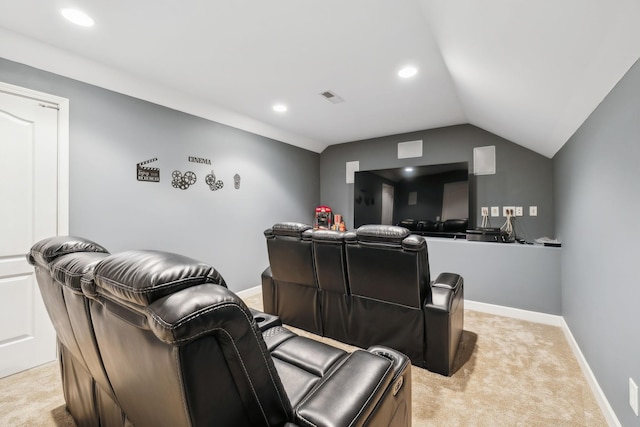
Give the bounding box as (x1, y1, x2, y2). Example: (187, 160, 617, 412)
(1, 0, 639, 158)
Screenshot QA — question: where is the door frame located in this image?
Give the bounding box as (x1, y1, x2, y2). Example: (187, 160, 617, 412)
(0, 81, 69, 235)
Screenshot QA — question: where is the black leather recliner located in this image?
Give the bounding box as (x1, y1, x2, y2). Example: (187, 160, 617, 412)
(262, 223, 322, 335)
(263, 223, 464, 376)
(311, 230, 351, 344)
(28, 236, 124, 426)
(29, 236, 411, 427)
(345, 225, 464, 376)
(344, 226, 430, 367)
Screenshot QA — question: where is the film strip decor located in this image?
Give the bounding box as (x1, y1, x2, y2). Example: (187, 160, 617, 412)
(136, 158, 160, 182)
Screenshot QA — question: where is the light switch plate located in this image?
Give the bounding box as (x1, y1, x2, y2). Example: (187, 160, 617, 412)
(529, 206, 538, 216)
(491, 206, 499, 217)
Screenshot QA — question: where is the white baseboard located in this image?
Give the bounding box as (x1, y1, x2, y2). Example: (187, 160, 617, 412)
(235, 285, 261, 299)
(465, 300, 563, 326)
(467, 299, 619, 427)
(560, 318, 620, 427)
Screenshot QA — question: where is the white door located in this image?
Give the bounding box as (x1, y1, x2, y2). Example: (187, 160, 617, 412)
(0, 83, 69, 378)
(381, 183, 394, 225)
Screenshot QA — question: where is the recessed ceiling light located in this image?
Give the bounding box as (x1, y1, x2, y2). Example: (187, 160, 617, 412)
(61, 9, 95, 27)
(404, 167, 414, 172)
(398, 66, 418, 79)
(273, 104, 287, 113)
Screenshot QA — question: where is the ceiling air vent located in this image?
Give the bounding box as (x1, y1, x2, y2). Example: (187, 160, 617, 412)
(320, 90, 345, 104)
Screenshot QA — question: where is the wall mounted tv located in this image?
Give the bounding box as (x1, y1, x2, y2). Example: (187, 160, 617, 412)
(353, 162, 470, 238)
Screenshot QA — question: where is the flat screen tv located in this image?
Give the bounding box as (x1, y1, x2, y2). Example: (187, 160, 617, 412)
(353, 162, 470, 238)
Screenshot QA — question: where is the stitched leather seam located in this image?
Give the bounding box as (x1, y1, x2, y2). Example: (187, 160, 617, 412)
(295, 356, 350, 426)
(39, 246, 106, 261)
(217, 327, 270, 426)
(145, 309, 271, 426)
(345, 360, 392, 427)
(50, 266, 84, 277)
(173, 347, 193, 427)
(153, 304, 291, 415)
(96, 275, 208, 294)
(251, 327, 291, 419)
(147, 304, 290, 421)
(296, 353, 392, 427)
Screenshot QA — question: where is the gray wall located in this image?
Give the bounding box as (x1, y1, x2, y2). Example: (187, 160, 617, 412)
(0, 57, 320, 292)
(427, 238, 561, 314)
(320, 125, 555, 241)
(554, 58, 640, 425)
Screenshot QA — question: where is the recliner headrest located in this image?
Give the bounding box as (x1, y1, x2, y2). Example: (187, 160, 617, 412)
(266, 222, 313, 239)
(312, 230, 345, 243)
(147, 284, 251, 345)
(397, 219, 417, 231)
(27, 236, 109, 267)
(354, 225, 410, 245)
(401, 235, 427, 251)
(87, 250, 227, 307)
(50, 252, 110, 292)
(442, 218, 468, 232)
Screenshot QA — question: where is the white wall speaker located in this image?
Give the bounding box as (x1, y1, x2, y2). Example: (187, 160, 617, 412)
(397, 140, 423, 159)
(473, 145, 496, 175)
(346, 160, 359, 184)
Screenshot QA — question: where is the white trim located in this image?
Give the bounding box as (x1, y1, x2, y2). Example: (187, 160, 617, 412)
(465, 300, 563, 326)
(235, 285, 262, 299)
(560, 318, 620, 427)
(57, 99, 70, 235)
(467, 299, 619, 426)
(0, 81, 70, 237)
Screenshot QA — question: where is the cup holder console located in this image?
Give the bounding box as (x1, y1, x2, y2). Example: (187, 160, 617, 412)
(248, 308, 282, 332)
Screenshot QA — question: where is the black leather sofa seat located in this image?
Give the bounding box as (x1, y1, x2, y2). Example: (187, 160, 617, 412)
(262, 222, 322, 335)
(28, 236, 411, 427)
(262, 223, 464, 376)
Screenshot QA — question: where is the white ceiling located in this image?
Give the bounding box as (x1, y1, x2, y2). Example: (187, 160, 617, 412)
(1, 0, 639, 158)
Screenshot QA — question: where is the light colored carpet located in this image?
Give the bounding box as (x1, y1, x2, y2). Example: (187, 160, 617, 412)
(0, 293, 606, 426)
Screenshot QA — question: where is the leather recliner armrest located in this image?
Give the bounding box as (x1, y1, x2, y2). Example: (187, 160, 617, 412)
(294, 350, 394, 427)
(424, 272, 464, 376)
(260, 266, 276, 315)
(366, 345, 411, 383)
(426, 272, 463, 312)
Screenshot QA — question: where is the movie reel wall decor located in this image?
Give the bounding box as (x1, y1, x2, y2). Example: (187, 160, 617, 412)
(145, 155, 241, 192)
(205, 170, 224, 191)
(171, 170, 197, 190)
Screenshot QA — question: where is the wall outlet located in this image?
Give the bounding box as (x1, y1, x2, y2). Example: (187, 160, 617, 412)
(491, 206, 499, 217)
(481, 207, 489, 216)
(529, 206, 538, 216)
(630, 378, 639, 416)
(515, 206, 523, 217)
(503, 206, 515, 217)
